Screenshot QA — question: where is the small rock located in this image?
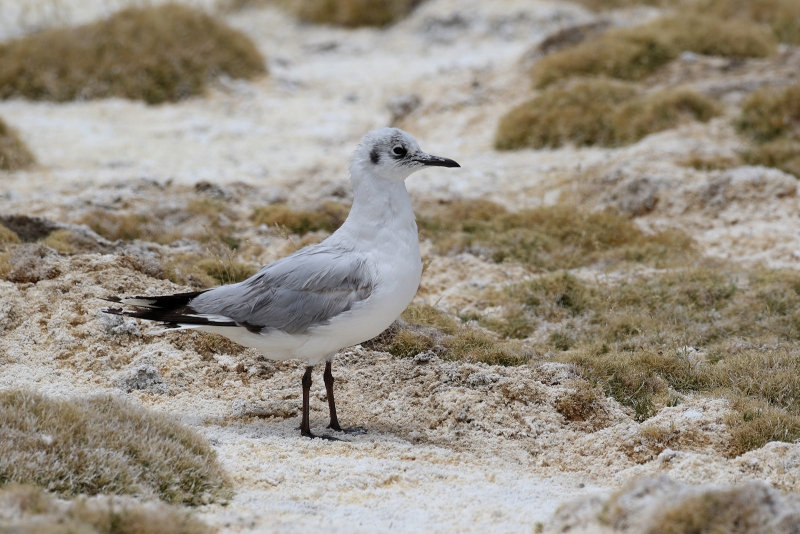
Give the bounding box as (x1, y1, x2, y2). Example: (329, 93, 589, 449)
(95, 311, 140, 336)
(658, 449, 678, 463)
(466, 372, 501, 388)
(413, 351, 436, 364)
(116, 365, 168, 394)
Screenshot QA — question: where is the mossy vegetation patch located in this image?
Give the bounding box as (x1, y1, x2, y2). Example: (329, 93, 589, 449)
(251, 201, 350, 236)
(573, 0, 800, 45)
(0, 117, 34, 171)
(0, 4, 266, 104)
(365, 304, 531, 366)
(294, 0, 423, 28)
(737, 82, 800, 178)
(496, 79, 720, 150)
(417, 199, 696, 269)
(532, 15, 775, 87)
(468, 266, 800, 454)
(0, 390, 231, 505)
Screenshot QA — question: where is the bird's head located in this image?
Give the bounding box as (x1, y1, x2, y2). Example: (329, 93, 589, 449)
(352, 127, 460, 182)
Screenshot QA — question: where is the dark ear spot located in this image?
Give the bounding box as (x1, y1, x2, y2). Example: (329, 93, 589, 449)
(370, 148, 380, 164)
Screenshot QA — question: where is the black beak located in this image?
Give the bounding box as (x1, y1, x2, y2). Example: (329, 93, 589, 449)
(413, 154, 461, 168)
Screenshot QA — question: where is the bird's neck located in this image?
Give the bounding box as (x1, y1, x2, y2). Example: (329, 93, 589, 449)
(334, 168, 418, 248)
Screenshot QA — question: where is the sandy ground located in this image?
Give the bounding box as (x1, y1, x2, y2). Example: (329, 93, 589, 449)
(2, 0, 800, 532)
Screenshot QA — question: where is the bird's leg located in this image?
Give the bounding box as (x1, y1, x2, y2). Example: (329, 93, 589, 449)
(299, 364, 340, 441)
(324, 360, 366, 435)
(300, 365, 314, 438)
(324, 360, 342, 431)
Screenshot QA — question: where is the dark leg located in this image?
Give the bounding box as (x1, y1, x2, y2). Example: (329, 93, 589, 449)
(324, 360, 366, 435)
(300, 365, 314, 438)
(324, 361, 342, 431)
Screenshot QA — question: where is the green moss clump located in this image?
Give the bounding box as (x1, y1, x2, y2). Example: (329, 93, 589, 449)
(496, 80, 721, 150)
(0, 4, 267, 104)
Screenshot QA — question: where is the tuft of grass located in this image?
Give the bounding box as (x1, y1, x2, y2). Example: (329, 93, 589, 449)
(171, 331, 249, 361)
(646, 481, 790, 534)
(0, 4, 266, 104)
(737, 83, 800, 178)
(0, 484, 215, 534)
(496, 79, 638, 149)
(0, 224, 20, 244)
(417, 199, 696, 270)
(572, 0, 660, 8)
(473, 265, 800, 453)
(40, 228, 107, 255)
(694, 0, 800, 45)
(77, 210, 164, 243)
(725, 398, 800, 457)
(0, 390, 231, 505)
(252, 201, 349, 236)
(555, 380, 603, 423)
(679, 153, 742, 171)
(532, 15, 776, 87)
(294, 0, 423, 28)
(1, 244, 61, 284)
(738, 83, 800, 143)
(574, 0, 800, 45)
(743, 139, 800, 178)
(195, 257, 258, 285)
(367, 304, 530, 366)
(496, 80, 720, 150)
(0, 117, 34, 170)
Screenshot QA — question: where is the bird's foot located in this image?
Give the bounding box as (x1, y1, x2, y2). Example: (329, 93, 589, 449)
(301, 430, 342, 441)
(328, 424, 367, 435)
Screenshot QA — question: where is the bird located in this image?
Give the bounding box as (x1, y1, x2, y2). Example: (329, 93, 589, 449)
(104, 128, 460, 439)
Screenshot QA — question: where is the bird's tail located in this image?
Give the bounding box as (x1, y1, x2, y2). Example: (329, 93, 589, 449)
(102, 290, 235, 328)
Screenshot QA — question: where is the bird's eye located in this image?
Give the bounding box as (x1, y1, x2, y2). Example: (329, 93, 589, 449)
(392, 146, 407, 156)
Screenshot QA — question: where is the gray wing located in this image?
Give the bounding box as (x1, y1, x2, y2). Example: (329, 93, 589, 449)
(189, 245, 374, 335)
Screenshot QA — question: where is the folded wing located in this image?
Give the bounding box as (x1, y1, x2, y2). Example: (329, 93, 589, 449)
(106, 245, 375, 335)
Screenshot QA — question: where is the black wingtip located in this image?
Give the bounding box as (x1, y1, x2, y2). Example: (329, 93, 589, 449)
(104, 296, 123, 303)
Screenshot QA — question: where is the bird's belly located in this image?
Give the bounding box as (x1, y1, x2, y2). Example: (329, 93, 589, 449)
(295, 255, 421, 362)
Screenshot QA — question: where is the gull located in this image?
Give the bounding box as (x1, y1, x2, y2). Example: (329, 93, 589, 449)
(104, 128, 460, 438)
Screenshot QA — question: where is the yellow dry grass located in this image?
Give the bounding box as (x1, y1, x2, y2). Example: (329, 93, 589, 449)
(252, 201, 350, 235)
(0, 224, 20, 244)
(0, 116, 34, 171)
(366, 304, 531, 366)
(473, 265, 800, 454)
(572, 0, 800, 45)
(743, 139, 800, 178)
(0, 4, 266, 104)
(294, 0, 423, 27)
(496, 79, 720, 149)
(532, 15, 775, 87)
(0, 390, 231, 505)
(417, 199, 696, 270)
(737, 82, 800, 178)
